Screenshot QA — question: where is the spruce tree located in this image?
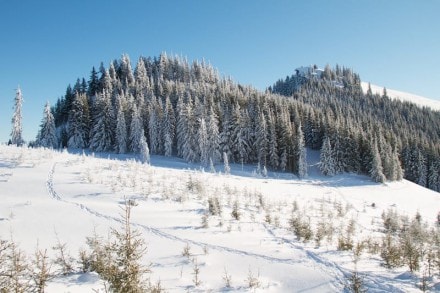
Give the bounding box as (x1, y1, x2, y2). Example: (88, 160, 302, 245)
(67, 92, 89, 148)
(176, 96, 187, 157)
(87, 66, 100, 97)
(11, 86, 24, 146)
(115, 103, 128, 154)
(139, 134, 150, 164)
(148, 97, 162, 154)
(223, 152, 231, 175)
(162, 96, 175, 157)
(320, 137, 335, 176)
(207, 105, 221, 164)
(370, 141, 386, 183)
(255, 112, 268, 168)
(268, 111, 279, 169)
(296, 124, 308, 178)
(198, 118, 209, 166)
(89, 90, 114, 152)
(129, 104, 144, 153)
(37, 102, 57, 148)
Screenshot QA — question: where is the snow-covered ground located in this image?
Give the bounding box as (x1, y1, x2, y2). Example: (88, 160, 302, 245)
(361, 82, 440, 111)
(1, 145, 439, 292)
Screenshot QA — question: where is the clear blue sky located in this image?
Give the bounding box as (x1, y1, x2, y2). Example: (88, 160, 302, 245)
(1, 0, 439, 143)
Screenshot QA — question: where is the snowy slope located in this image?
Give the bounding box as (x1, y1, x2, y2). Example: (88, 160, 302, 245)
(361, 81, 440, 111)
(1, 145, 439, 292)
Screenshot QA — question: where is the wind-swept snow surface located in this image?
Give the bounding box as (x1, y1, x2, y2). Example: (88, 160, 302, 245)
(361, 82, 440, 111)
(1, 145, 439, 292)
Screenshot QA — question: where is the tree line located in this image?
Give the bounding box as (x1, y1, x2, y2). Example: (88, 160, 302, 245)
(270, 65, 440, 190)
(33, 53, 440, 189)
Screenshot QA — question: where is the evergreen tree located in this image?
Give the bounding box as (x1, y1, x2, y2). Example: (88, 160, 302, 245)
(89, 90, 114, 152)
(87, 66, 100, 97)
(37, 101, 57, 148)
(198, 118, 209, 166)
(320, 137, 335, 176)
(255, 112, 269, 167)
(162, 96, 175, 157)
(207, 105, 221, 164)
(139, 134, 150, 164)
(11, 86, 24, 146)
(115, 102, 128, 154)
(416, 151, 427, 187)
(67, 92, 89, 148)
(223, 152, 230, 175)
(370, 141, 386, 183)
(120, 53, 135, 88)
(182, 98, 197, 162)
(129, 104, 144, 153)
(267, 111, 279, 169)
(176, 96, 187, 157)
(296, 124, 308, 178)
(148, 97, 162, 154)
(428, 160, 440, 191)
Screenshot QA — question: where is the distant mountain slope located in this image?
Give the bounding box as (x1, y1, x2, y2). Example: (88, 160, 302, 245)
(361, 82, 440, 111)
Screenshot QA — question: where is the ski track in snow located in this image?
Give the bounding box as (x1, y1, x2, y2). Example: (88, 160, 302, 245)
(45, 158, 408, 293)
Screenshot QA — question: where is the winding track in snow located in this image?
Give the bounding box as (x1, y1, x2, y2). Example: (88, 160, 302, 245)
(46, 159, 406, 292)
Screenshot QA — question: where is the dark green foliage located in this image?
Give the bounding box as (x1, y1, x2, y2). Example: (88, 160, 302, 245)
(345, 270, 367, 293)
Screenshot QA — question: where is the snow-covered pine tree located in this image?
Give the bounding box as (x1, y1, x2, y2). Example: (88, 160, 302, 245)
(87, 66, 100, 97)
(232, 106, 251, 165)
(267, 110, 279, 169)
(428, 159, 440, 191)
(220, 111, 233, 161)
(129, 104, 144, 153)
(223, 152, 230, 175)
(89, 90, 114, 152)
(332, 133, 345, 174)
(162, 96, 175, 157)
(276, 109, 292, 171)
(37, 101, 57, 148)
(416, 150, 427, 187)
(120, 53, 135, 88)
(134, 57, 150, 96)
(392, 149, 403, 181)
(296, 124, 307, 179)
(207, 105, 221, 164)
(139, 134, 150, 164)
(370, 141, 386, 183)
(198, 118, 209, 166)
(115, 101, 128, 154)
(67, 92, 89, 148)
(320, 137, 335, 176)
(175, 95, 187, 157)
(11, 86, 24, 146)
(148, 97, 162, 154)
(182, 97, 197, 162)
(255, 112, 269, 168)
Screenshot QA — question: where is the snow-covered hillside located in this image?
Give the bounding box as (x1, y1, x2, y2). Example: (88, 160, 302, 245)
(361, 82, 440, 111)
(1, 145, 439, 292)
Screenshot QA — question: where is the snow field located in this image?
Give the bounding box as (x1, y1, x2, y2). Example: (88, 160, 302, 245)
(361, 82, 440, 111)
(1, 145, 439, 292)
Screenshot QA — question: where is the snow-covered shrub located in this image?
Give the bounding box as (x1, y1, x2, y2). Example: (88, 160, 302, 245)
(380, 233, 402, 268)
(289, 212, 313, 242)
(231, 199, 241, 221)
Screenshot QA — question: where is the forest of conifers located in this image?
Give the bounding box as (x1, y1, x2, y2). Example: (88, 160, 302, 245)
(43, 53, 440, 192)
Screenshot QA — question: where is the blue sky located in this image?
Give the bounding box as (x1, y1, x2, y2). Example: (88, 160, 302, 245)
(1, 0, 439, 143)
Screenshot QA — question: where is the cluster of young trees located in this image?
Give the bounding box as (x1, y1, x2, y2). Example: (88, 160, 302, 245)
(270, 66, 440, 190)
(0, 200, 162, 293)
(33, 53, 439, 187)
